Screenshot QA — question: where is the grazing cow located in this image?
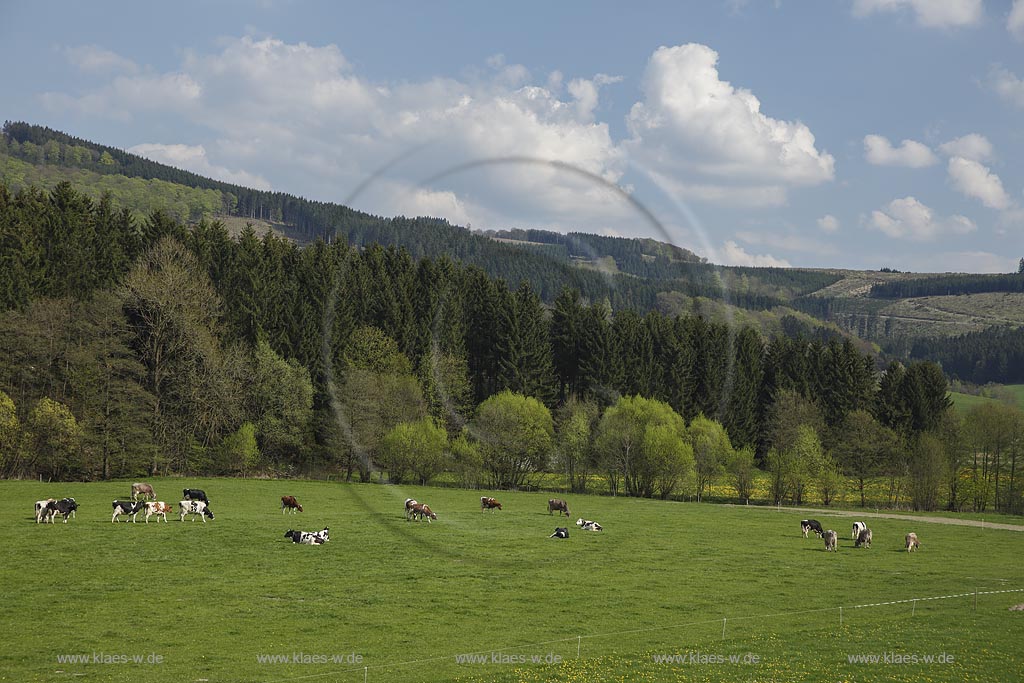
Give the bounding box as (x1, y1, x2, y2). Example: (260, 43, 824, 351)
(131, 482, 155, 501)
(111, 500, 146, 523)
(823, 529, 838, 552)
(35, 498, 56, 523)
(182, 489, 209, 504)
(410, 503, 437, 522)
(576, 518, 603, 531)
(404, 498, 418, 520)
(480, 496, 502, 512)
(144, 501, 172, 523)
(50, 498, 78, 523)
(179, 500, 215, 522)
(855, 528, 873, 548)
(801, 519, 824, 538)
(548, 499, 570, 517)
(284, 527, 329, 545)
(281, 496, 303, 513)
(549, 527, 569, 539)
(905, 532, 920, 552)
(852, 521, 867, 540)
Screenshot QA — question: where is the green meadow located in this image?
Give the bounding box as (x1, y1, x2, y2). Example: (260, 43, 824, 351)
(2, 478, 1022, 683)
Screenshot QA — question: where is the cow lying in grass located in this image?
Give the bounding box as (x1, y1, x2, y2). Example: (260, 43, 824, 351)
(144, 501, 172, 523)
(576, 518, 603, 531)
(284, 528, 329, 545)
(550, 527, 569, 539)
(179, 500, 215, 522)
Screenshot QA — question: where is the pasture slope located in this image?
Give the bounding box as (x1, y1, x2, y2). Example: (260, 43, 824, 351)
(2, 478, 1022, 683)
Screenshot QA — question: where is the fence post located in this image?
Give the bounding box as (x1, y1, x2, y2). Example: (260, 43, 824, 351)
(722, 618, 727, 639)
(839, 606, 843, 627)
(364, 666, 367, 683)
(912, 599, 917, 617)
(577, 635, 581, 658)
(974, 588, 978, 611)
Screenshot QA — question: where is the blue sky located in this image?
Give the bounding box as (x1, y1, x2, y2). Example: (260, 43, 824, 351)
(2, 0, 1023, 272)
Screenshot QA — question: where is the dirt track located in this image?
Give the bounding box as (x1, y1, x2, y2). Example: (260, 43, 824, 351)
(728, 504, 1024, 532)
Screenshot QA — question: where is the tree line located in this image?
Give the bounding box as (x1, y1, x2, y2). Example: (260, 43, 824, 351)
(869, 272, 1024, 298)
(3, 180, 1020, 512)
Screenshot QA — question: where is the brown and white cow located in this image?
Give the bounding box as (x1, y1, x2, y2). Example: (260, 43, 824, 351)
(281, 495, 303, 513)
(131, 482, 155, 501)
(823, 529, 838, 552)
(905, 532, 920, 552)
(406, 500, 437, 522)
(144, 501, 172, 523)
(548, 498, 570, 517)
(480, 496, 502, 512)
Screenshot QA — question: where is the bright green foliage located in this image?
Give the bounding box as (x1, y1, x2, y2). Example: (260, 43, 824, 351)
(0, 390, 20, 477)
(23, 397, 81, 480)
(688, 413, 733, 501)
(217, 421, 260, 476)
(379, 418, 448, 485)
(726, 445, 757, 501)
(251, 340, 314, 465)
(908, 432, 948, 511)
(471, 391, 553, 489)
(595, 395, 691, 498)
(554, 398, 599, 493)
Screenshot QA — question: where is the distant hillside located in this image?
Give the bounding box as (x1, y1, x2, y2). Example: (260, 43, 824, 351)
(0, 121, 843, 315)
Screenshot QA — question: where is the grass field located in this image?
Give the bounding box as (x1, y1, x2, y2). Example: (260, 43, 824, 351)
(2, 478, 1023, 683)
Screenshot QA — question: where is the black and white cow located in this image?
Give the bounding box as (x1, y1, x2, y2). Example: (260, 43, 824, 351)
(852, 521, 867, 540)
(800, 519, 824, 538)
(182, 489, 210, 504)
(111, 500, 146, 523)
(179, 500, 215, 522)
(576, 518, 603, 531)
(35, 498, 56, 523)
(549, 527, 570, 539)
(284, 527, 329, 545)
(49, 498, 78, 523)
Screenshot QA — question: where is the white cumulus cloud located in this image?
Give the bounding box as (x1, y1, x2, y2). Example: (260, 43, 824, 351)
(719, 240, 792, 267)
(989, 66, 1024, 108)
(817, 214, 840, 233)
(868, 195, 976, 240)
(625, 43, 834, 206)
(63, 45, 139, 75)
(1009, 0, 1024, 40)
(852, 0, 983, 28)
(128, 143, 272, 190)
(938, 133, 993, 162)
(947, 157, 1011, 209)
(863, 134, 937, 167)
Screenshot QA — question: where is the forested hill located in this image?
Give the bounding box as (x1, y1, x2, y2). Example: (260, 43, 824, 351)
(1, 121, 843, 313)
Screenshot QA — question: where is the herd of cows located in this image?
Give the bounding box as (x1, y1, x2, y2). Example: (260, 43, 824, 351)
(30, 484, 922, 553)
(800, 518, 921, 552)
